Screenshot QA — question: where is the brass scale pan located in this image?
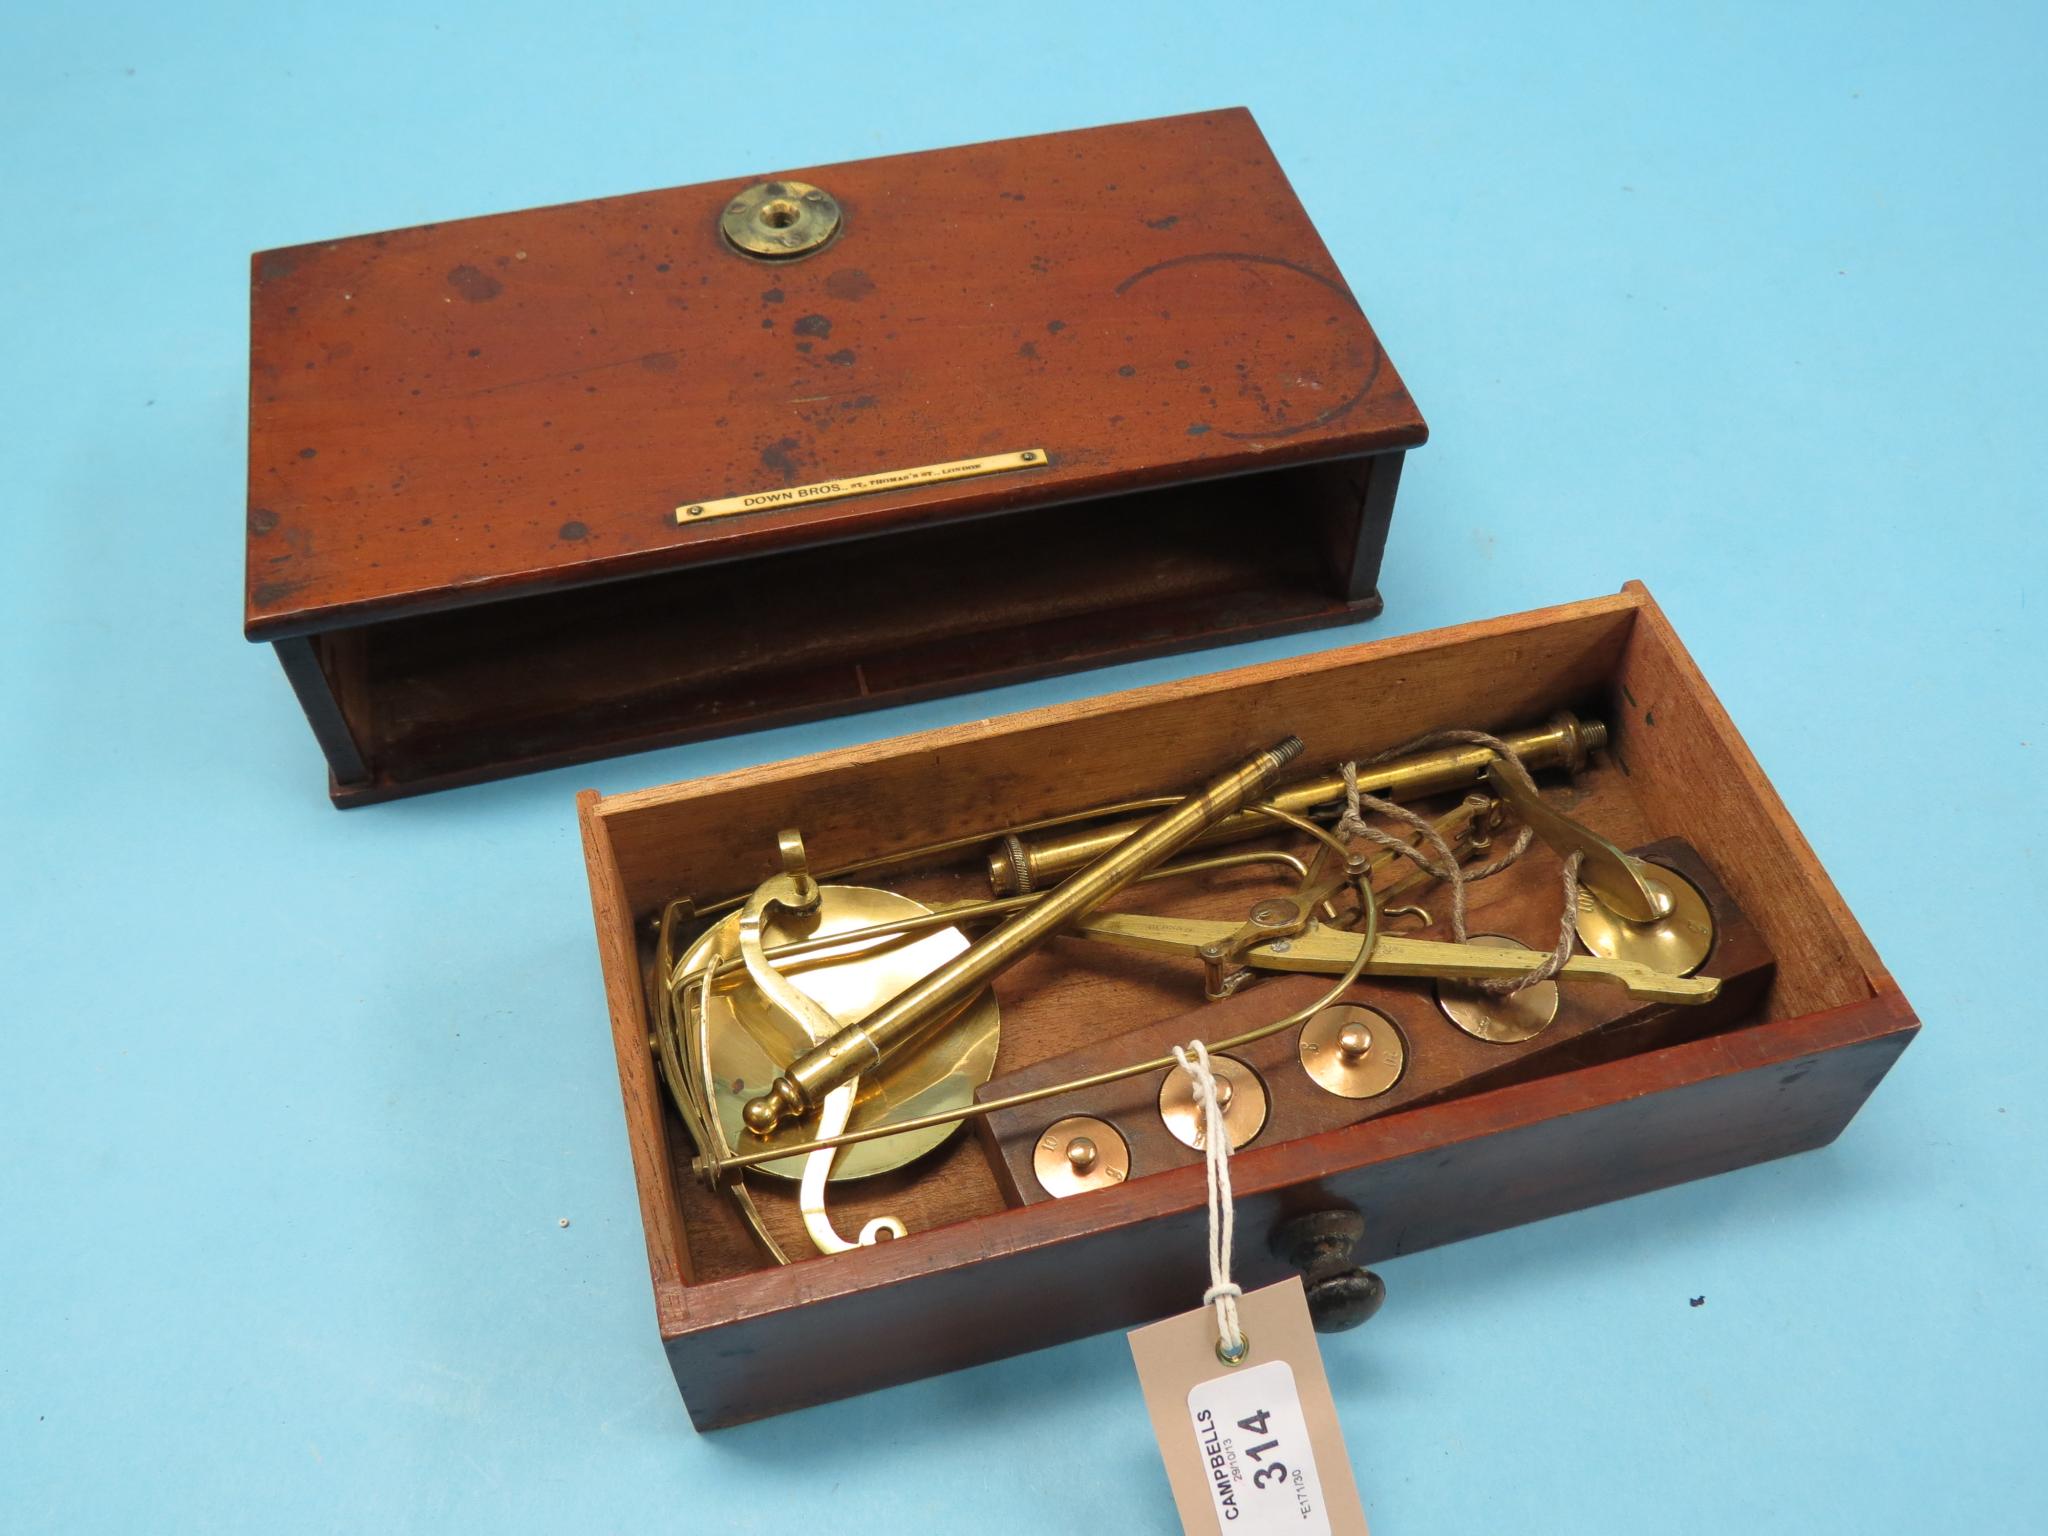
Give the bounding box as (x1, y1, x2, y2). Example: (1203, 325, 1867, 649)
(671, 887, 1002, 1181)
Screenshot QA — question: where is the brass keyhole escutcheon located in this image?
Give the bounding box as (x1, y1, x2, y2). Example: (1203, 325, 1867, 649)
(720, 179, 842, 260)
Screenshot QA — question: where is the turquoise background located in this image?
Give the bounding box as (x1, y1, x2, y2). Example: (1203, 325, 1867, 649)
(4, 3, 2042, 1530)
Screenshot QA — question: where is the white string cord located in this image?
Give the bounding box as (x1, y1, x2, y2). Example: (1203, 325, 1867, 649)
(1171, 1040, 1245, 1362)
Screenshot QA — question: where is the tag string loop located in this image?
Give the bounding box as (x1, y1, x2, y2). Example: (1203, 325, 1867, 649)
(1170, 1039, 1245, 1364)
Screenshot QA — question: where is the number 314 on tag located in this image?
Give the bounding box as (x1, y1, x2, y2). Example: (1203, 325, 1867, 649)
(1187, 1359, 1331, 1534)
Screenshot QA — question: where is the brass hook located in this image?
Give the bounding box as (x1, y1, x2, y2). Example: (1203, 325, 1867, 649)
(738, 829, 908, 1255)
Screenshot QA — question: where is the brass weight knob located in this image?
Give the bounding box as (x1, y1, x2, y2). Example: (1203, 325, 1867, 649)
(1158, 1054, 1268, 1151)
(1033, 1116, 1130, 1198)
(1269, 1208, 1385, 1332)
(1300, 1004, 1405, 1098)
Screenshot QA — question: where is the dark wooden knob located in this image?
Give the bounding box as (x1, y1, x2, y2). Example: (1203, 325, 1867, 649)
(1302, 1266, 1386, 1331)
(1270, 1208, 1385, 1332)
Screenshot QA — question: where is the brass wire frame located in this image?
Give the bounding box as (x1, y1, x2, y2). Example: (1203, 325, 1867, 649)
(656, 801, 1378, 1184)
(681, 792, 1226, 923)
(681, 846, 1313, 990)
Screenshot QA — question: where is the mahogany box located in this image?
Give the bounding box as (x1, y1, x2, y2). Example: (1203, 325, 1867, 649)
(577, 582, 1915, 1429)
(243, 109, 1426, 805)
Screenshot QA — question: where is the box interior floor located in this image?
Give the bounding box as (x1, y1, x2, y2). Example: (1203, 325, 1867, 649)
(588, 595, 1885, 1287)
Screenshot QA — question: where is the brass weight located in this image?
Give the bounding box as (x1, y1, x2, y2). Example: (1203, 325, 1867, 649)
(1572, 864, 1716, 976)
(1435, 933, 1561, 1043)
(1299, 1004, 1407, 1098)
(1158, 1054, 1269, 1151)
(1032, 1116, 1132, 1198)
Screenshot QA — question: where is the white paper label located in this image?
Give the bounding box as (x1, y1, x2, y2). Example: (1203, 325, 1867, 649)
(1185, 1359, 1332, 1534)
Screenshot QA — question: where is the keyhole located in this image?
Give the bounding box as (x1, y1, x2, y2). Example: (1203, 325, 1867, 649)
(758, 199, 801, 230)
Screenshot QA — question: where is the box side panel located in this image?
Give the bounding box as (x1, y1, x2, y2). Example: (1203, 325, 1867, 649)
(579, 791, 695, 1314)
(1609, 582, 1892, 1017)
(666, 995, 1913, 1428)
(270, 636, 369, 785)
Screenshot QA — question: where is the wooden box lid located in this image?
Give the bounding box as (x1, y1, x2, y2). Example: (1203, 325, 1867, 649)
(244, 108, 1425, 641)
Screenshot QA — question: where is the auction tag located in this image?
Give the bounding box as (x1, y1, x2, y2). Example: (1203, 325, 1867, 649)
(1129, 1277, 1368, 1535)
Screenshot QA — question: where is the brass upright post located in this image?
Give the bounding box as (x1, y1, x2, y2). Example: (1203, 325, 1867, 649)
(986, 712, 1605, 895)
(740, 736, 1306, 1137)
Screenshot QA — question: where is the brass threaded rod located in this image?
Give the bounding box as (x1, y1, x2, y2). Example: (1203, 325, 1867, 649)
(740, 737, 1305, 1136)
(986, 712, 1605, 895)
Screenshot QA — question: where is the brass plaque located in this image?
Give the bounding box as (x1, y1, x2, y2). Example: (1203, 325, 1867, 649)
(676, 448, 1049, 525)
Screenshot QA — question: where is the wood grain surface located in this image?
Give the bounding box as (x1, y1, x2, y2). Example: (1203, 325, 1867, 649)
(575, 584, 1917, 1427)
(247, 109, 1427, 800)
(245, 108, 1423, 638)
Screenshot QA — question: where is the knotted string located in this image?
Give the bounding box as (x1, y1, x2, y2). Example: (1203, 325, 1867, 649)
(1171, 1040, 1246, 1363)
(1335, 730, 1585, 995)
